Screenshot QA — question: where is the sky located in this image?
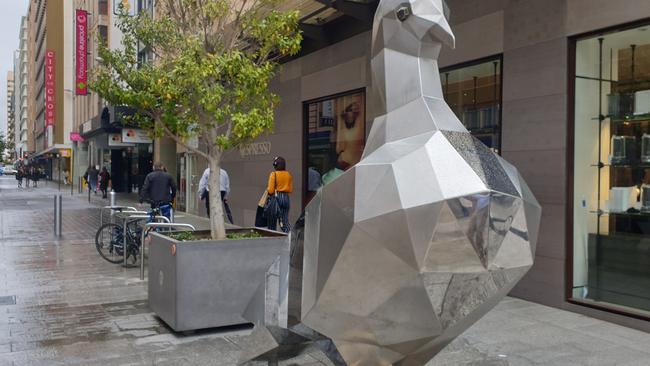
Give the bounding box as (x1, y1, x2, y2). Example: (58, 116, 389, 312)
(0, 0, 29, 138)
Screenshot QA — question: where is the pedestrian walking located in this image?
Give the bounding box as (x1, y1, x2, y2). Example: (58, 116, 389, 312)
(15, 166, 23, 188)
(99, 167, 111, 198)
(139, 162, 177, 219)
(63, 169, 69, 185)
(265, 156, 293, 233)
(24, 165, 30, 188)
(84, 166, 99, 194)
(198, 167, 233, 223)
(31, 166, 40, 188)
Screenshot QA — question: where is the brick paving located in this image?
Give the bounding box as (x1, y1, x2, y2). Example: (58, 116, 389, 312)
(0, 176, 649, 365)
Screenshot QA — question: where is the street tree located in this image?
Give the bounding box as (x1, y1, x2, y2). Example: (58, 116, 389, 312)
(91, 0, 302, 239)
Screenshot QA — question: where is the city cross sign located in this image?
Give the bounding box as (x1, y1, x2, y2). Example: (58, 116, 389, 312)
(76, 10, 88, 95)
(45, 50, 56, 127)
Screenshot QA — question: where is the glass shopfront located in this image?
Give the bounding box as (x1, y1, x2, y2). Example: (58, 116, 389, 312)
(440, 57, 502, 153)
(304, 89, 366, 204)
(572, 23, 650, 316)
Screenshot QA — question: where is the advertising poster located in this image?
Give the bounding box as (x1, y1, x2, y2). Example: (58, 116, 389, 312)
(306, 90, 365, 199)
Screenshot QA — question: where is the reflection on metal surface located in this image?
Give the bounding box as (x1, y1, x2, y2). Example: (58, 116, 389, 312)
(241, 0, 541, 364)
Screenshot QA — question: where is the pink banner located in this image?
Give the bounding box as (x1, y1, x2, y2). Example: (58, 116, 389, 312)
(45, 50, 56, 127)
(76, 10, 88, 95)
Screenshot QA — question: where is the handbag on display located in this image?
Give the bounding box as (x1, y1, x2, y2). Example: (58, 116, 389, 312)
(263, 172, 280, 219)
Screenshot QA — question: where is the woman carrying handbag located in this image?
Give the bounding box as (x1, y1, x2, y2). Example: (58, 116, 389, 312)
(264, 156, 293, 233)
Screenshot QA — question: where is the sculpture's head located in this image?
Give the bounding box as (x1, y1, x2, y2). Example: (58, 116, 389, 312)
(373, 0, 455, 49)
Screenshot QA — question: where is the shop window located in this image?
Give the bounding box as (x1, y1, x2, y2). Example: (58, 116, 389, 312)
(572, 23, 650, 316)
(98, 25, 108, 46)
(99, 0, 108, 15)
(440, 57, 502, 153)
(304, 89, 365, 205)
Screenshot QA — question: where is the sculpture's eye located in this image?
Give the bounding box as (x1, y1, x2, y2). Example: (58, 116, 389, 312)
(395, 3, 412, 21)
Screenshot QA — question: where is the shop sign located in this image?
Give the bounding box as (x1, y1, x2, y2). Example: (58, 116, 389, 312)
(108, 133, 135, 147)
(59, 149, 71, 158)
(122, 128, 153, 143)
(75, 10, 88, 95)
(45, 50, 56, 127)
(239, 141, 271, 157)
(70, 132, 85, 142)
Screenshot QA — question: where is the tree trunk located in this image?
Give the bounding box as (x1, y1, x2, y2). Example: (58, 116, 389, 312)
(208, 157, 227, 240)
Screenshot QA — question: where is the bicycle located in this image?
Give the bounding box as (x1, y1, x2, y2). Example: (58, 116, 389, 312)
(95, 203, 172, 265)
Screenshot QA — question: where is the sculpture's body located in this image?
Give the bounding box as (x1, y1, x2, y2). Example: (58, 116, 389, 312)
(240, 0, 541, 364)
(299, 0, 542, 365)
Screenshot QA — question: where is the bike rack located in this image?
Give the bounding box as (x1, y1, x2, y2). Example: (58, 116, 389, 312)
(100, 206, 138, 228)
(140, 223, 196, 280)
(118, 213, 171, 267)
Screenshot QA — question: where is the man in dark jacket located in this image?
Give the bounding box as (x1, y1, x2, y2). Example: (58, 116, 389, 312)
(139, 162, 177, 210)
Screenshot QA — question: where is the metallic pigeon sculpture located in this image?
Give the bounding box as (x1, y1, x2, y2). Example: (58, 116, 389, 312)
(298, 0, 542, 364)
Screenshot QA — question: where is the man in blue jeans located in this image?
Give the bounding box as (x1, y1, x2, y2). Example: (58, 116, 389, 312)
(139, 162, 177, 220)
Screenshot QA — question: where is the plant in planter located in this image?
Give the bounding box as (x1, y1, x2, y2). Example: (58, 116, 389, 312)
(91, 0, 302, 240)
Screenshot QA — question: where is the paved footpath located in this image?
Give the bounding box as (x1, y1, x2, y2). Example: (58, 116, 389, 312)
(0, 176, 649, 365)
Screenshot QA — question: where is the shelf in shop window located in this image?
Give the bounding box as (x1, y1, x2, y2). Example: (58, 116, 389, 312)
(589, 209, 650, 217)
(609, 115, 650, 123)
(590, 163, 650, 168)
(467, 126, 498, 135)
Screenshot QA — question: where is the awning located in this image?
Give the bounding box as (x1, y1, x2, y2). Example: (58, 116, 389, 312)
(33, 144, 73, 158)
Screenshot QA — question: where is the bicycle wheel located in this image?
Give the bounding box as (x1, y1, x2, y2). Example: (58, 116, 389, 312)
(95, 223, 126, 264)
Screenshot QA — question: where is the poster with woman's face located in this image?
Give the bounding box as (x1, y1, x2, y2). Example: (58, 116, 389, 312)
(306, 91, 366, 189)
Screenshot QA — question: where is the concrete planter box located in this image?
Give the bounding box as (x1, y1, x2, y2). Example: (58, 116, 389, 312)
(148, 228, 289, 332)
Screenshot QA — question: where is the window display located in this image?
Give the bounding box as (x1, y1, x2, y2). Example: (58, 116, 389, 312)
(440, 57, 502, 152)
(572, 24, 650, 316)
(304, 90, 365, 203)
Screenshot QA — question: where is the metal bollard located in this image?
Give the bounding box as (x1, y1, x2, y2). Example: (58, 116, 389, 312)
(54, 195, 62, 237)
(109, 190, 116, 206)
(109, 190, 116, 219)
(78, 177, 83, 194)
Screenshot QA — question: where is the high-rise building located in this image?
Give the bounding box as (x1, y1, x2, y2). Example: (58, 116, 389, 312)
(27, 0, 75, 180)
(15, 16, 28, 159)
(6, 71, 15, 159)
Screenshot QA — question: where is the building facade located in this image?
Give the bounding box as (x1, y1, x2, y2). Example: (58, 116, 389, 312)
(181, 0, 650, 331)
(15, 16, 29, 159)
(74, 0, 154, 193)
(6, 71, 15, 159)
(25, 0, 75, 180)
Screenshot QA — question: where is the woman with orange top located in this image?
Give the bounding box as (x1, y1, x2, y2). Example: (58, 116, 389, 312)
(267, 156, 293, 232)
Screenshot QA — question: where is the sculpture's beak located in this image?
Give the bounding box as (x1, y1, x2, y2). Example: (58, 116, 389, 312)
(429, 16, 455, 49)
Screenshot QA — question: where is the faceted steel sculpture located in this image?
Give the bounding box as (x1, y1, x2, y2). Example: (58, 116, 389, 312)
(298, 0, 542, 364)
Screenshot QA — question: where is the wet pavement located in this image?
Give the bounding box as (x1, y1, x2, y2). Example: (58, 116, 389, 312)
(1, 176, 649, 365)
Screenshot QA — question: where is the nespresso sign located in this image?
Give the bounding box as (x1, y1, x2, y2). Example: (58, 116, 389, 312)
(76, 10, 88, 95)
(45, 50, 56, 127)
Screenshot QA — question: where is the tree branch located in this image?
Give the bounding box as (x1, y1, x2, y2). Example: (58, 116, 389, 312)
(157, 117, 212, 161)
